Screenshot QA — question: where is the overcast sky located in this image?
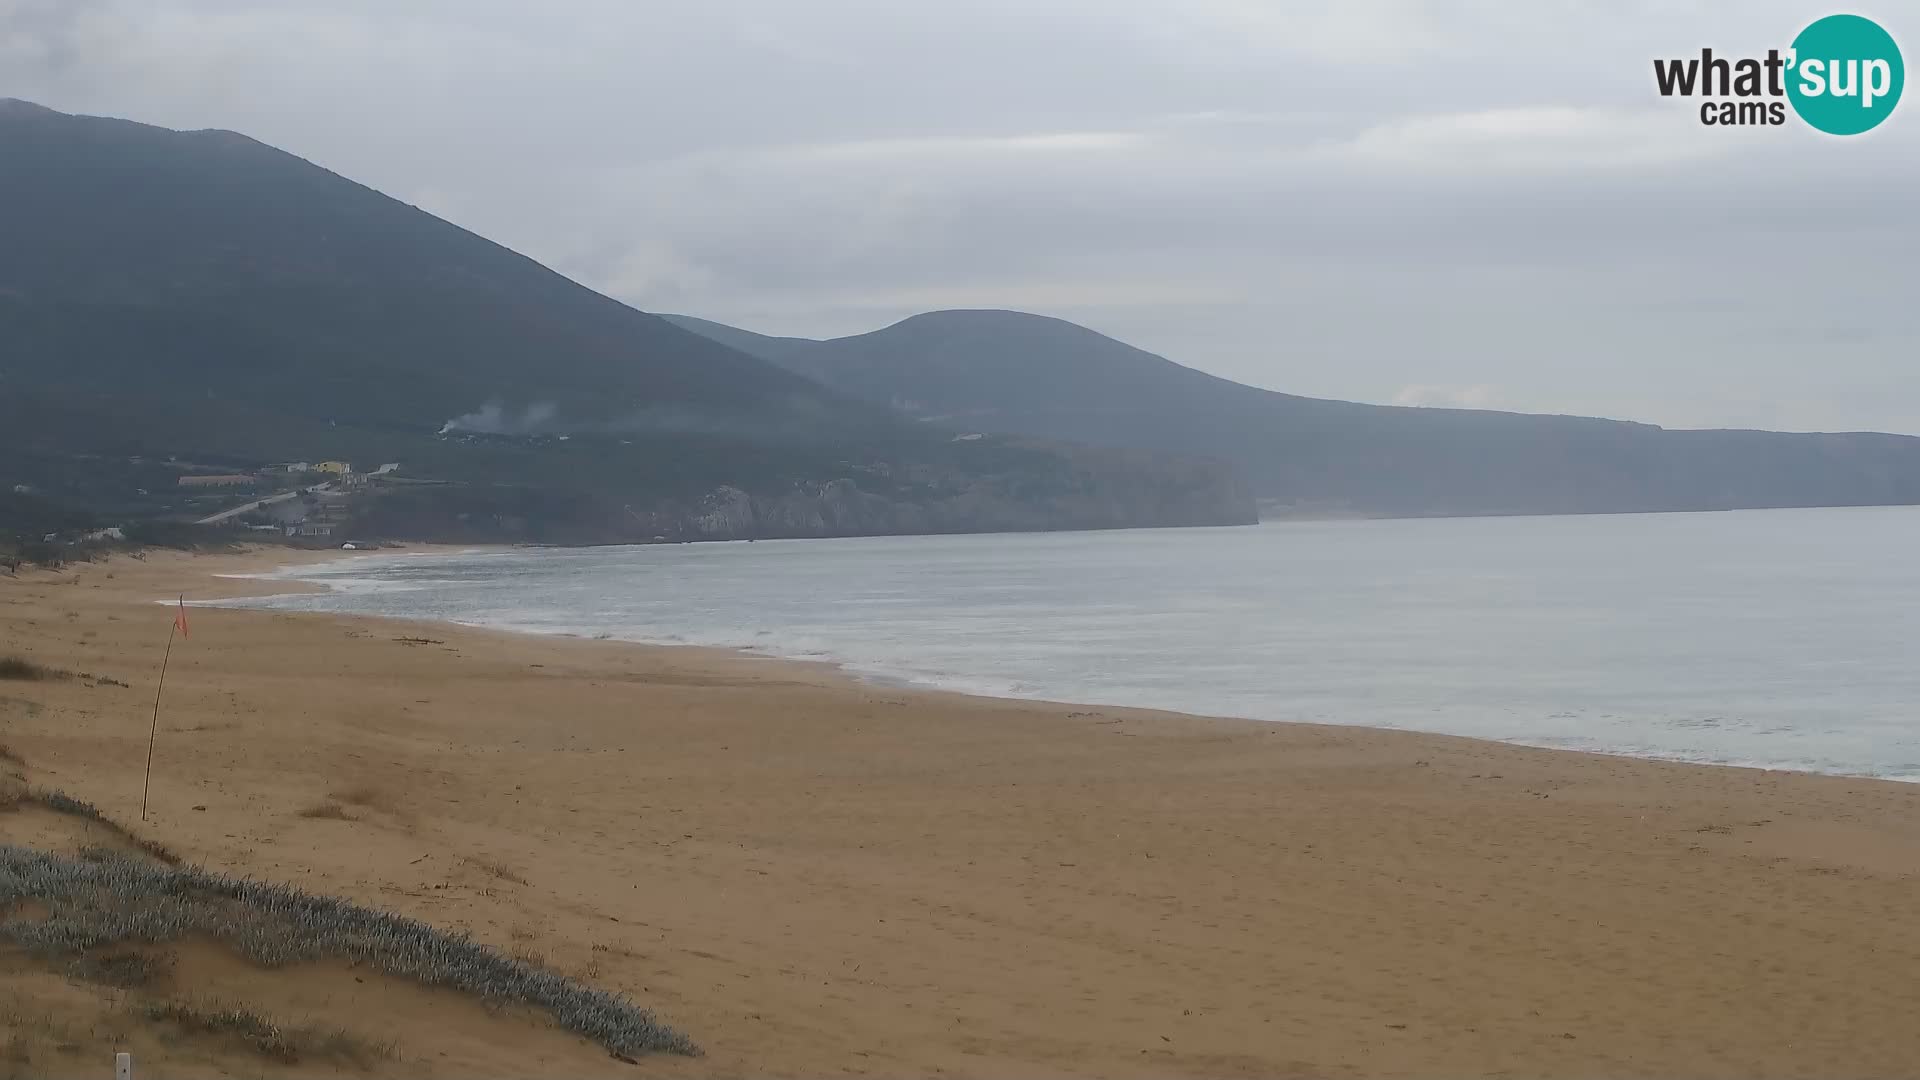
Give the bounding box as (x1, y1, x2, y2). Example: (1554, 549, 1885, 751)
(4, 1, 1915, 432)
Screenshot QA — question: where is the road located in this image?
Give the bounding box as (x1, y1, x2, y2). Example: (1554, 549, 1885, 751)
(194, 482, 333, 526)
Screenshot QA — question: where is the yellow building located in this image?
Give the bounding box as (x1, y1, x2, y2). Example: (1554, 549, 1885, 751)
(314, 461, 353, 475)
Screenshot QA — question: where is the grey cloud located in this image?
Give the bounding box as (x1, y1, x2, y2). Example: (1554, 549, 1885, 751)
(0, 0, 107, 72)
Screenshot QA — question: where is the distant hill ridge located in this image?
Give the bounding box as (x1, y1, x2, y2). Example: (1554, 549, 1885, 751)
(664, 310, 1920, 517)
(0, 101, 1254, 540)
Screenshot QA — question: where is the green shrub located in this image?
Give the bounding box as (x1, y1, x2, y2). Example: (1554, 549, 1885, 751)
(0, 844, 696, 1059)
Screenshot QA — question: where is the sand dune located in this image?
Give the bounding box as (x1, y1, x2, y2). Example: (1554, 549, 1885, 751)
(2, 547, 1918, 1078)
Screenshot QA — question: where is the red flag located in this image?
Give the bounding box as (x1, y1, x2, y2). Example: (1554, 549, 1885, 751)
(174, 595, 189, 639)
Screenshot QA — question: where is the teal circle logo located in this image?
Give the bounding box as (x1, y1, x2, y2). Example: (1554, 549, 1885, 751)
(1787, 14, 1904, 134)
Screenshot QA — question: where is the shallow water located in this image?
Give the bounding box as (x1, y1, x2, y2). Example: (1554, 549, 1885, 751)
(223, 506, 1920, 780)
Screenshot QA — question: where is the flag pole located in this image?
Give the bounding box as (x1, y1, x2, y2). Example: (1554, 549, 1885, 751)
(141, 595, 183, 822)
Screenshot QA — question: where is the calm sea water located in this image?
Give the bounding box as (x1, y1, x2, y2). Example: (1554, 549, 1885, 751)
(223, 507, 1920, 780)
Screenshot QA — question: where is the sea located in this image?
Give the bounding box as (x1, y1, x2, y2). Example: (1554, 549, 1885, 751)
(218, 506, 1920, 781)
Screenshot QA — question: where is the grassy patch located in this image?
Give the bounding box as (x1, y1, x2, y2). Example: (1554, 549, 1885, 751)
(465, 856, 529, 886)
(0, 657, 126, 687)
(69, 947, 174, 989)
(297, 801, 358, 821)
(27, 790, 105, 820)
(141, 1000, 393, 1066)
(0, 657, 64, 682)
(0, 845, 696, 1059)
(14, 789, 180, 865)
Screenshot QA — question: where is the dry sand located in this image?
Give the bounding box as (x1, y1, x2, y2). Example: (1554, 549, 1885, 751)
(2, 546, 1918, 1078)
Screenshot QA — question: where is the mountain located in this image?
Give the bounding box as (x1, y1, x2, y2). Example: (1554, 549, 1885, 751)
(0, 101, 1253, 540)
(664, 309, 1920, 518)
(0, 101, 869, 440)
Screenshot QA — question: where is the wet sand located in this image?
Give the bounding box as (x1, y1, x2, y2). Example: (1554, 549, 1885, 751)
(2, 547, 1918, 1078)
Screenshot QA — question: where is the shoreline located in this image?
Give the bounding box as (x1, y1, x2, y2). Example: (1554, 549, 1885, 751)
(209, 544, 1920, 787)
(4, 547, 1919, 1077)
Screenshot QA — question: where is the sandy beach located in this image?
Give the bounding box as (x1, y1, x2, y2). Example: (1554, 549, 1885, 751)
(3, 546, 1919, 1078)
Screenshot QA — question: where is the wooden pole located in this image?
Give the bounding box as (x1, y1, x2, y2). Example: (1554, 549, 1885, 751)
(141, 598, 180, 823)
